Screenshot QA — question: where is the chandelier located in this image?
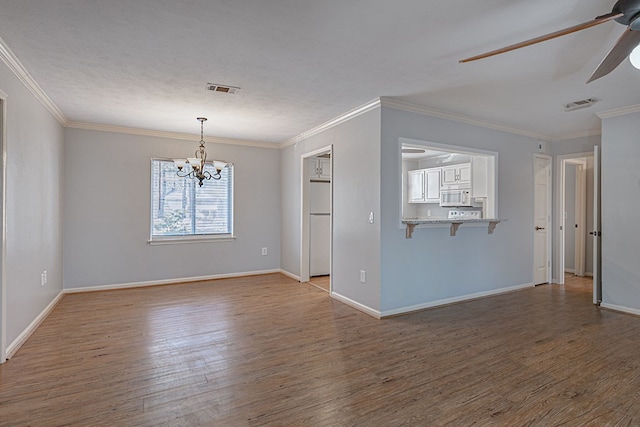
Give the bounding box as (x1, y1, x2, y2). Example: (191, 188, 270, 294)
(173, 117, 227, 187)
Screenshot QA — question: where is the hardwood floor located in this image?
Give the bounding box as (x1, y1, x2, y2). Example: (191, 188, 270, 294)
(308, 275, 330, 292)
(1, 273, 639, 425)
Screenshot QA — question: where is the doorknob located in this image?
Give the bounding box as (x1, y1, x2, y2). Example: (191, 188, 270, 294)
(535, 226, 545, 231)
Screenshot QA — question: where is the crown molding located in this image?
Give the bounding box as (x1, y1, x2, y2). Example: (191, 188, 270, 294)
(549, 128, 601, 142)
(596, 104, 640, 119)
(280, 98, 382, 149)
(65, 121, 279, 149)
(380, 98, 553, 142)
(0, 36, 67, 125)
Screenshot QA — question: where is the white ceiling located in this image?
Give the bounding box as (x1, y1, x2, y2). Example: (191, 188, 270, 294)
(0, 0, 638, 144)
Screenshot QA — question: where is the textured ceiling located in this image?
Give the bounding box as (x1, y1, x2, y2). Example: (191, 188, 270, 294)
(0, 0, 638, 144)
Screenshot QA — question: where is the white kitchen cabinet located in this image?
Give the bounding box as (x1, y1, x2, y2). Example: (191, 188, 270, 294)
(441, 163, 471, 188)
(408, 169, 426, 203)
(425, 168, 441, 203)
(309, 157, 331, 181)
(408, 168, 440, 203)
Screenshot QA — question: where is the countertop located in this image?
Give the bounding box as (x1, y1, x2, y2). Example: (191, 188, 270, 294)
(401, 217, 502, 238)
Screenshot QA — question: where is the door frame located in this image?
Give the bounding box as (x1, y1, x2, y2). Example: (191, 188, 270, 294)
(592, 145, 602, 305)
(0, 94, 6, 363)
(533, 154, 552, 285)
(300, 145, 332, 287)
(554, 152, 592, 285)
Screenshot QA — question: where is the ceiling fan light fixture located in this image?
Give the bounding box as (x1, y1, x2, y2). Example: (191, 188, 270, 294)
(629, 44, 640, 69)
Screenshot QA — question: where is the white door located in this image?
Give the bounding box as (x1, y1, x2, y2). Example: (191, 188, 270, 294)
(592, 146, 602, 304)
(534, 155, 551, 285)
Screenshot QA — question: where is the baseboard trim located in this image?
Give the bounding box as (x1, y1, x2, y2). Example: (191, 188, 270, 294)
(279, 269, 301, 282)
(600, 302, 640, 317)
(6, 290, 65, 359)
(564, 268, 575, 274)
(379, 282, 535, 318)
(331, 292, 381, 319)
(64, 269, 282, 293)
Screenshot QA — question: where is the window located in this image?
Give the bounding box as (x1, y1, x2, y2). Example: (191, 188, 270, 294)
(150, 158, 234, 243)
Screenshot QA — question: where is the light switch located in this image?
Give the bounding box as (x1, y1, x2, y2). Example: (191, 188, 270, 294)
(368, 212, 374, 224)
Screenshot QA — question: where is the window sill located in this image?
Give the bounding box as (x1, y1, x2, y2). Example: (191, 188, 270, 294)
(148, 235, 236, 245)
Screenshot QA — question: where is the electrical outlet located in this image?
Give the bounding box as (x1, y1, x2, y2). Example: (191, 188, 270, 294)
(360, 270, 366, 283)
(261, 247, 268, 256)
(40, 271, 47, 287)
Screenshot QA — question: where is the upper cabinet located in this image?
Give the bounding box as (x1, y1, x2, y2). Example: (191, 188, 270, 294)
(441, 163, 471, 189)
(309, 157, 331, 181)
(408, 167, 441, 204)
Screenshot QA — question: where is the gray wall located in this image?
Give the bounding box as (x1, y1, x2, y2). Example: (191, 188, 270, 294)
(63, 128, 281, 288)
(380, 106, 542, 313)
(0, 61, 64, 346)
(601, 112, 640, 312)
(280, 108, 382, 311)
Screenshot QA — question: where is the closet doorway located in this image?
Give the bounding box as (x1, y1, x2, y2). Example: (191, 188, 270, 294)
(300, 146, 332, 293)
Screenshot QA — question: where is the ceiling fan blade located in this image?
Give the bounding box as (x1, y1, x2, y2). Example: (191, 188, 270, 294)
(587, 26, 640, 82)
(460, 11, 623, 63)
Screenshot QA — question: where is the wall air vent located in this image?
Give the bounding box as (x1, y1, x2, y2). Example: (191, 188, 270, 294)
(564, 98, 597, 112)
(206, 83, 240, 94)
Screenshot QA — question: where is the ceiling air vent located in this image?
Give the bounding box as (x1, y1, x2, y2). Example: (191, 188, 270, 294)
(564, 98, 597, 112)
(206, 83, 240, 94)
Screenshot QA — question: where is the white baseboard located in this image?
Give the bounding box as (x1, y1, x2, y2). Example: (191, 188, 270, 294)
(600, 302, 640, 317)
(564, 268, 575, 273)
(6, 290, 65, 359)
(379, 282, 534, 317)
(279, 269, 301, 282)
(331, 292, 381, 319)
(63, 269, 282, 293)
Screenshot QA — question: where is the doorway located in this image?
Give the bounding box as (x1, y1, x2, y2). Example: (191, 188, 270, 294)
(555, 153, 593, 286)
(300, 146, 332, 293)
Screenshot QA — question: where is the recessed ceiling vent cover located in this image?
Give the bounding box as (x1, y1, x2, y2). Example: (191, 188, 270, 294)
(564, 98, 597, 112)
(206, 83, 240, 94)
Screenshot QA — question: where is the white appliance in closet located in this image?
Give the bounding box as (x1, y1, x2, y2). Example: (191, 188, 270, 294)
(309, 181, 331, 276)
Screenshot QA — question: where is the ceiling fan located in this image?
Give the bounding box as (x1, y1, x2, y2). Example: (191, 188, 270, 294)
(460, 0, 640, 83)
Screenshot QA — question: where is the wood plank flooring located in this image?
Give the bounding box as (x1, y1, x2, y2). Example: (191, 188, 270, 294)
(1, 273, 639, 425)
(308, 275, 330, 292)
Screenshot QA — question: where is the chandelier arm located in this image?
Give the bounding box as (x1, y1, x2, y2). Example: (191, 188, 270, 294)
(177, 169, 193, 178)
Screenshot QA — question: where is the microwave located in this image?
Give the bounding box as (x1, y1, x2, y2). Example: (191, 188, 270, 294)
(440, 189, 472, 207)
